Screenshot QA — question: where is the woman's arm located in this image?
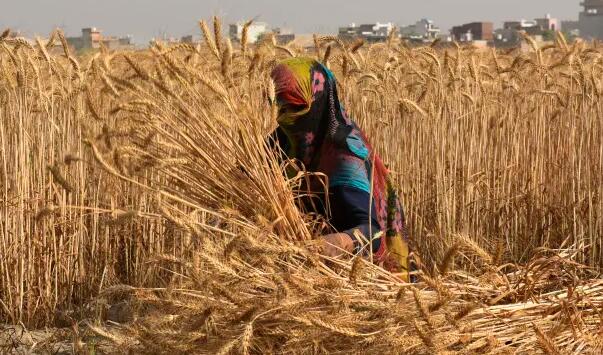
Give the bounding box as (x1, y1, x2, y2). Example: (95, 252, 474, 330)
(319, 185, 382, 257)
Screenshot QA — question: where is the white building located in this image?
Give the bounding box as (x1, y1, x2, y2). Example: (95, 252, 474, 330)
(338, 22, 395, 41)
(229, 22, 270, 44)
(368, 22, 395, 37)
(400, 19, 440, 40)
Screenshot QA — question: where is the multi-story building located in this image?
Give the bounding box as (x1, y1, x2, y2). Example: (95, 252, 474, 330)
(451, 22, 494, 42)
(502, 19, 545, 37)
(67, 27, 100, 49)
(81, 27, 102, 48)
(180, 35, 197, 44)
(579, 0, 603, 39)
(494, 28, 520, 46)
(535, 14, 560, 32)
(561, 20, 580, 32)
(400, 19, 440, 41)
(229, 22, 270, 44)
(561, 20, 580, 37)
(338, 22, 395, 42)
(338, 24, 360, 40)
(103, 35, 133, 50)
(503, 20, 539, 31)
(369, 23, 395, 38)
(66, 27, 133, 51)
(495, 15, 561, 47)
(273, 28, 296, 45)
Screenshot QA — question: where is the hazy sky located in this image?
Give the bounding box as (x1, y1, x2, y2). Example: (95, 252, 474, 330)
(1, 0, 581, 44)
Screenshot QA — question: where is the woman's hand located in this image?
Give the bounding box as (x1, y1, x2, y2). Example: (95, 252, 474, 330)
(318, 233, 355, 258)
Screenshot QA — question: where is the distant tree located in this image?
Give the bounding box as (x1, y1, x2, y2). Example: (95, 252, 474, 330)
(542, 30, 555, 42)
(562, 31, 579, 43)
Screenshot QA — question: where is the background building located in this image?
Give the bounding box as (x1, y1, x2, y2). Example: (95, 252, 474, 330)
(229, 22, 270, 44)
(535, 14, 560, 32)
(66, 27, 133, 51)
(503, 20, 542, 35)
(288, 34, 315, 49)
(399, 19, 440, 41)
(451, 22, 494, 42)
(180, 35, 195, 44)
(338, 24, 359, 40)
(579, 0, 603, 40)
(494, 16, 557, 46)
(273, 27, 295, 45)
(338, 22, 395, 42)
(561, 20, 580, 37)
(66, 27, 100, 49)
(561, 20, 580, 32)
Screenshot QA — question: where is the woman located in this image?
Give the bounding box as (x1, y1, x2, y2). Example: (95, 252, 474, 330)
(270, 57, 411, 280)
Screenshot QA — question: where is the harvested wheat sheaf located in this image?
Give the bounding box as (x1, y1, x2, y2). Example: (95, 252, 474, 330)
(90, 235, 603, 354)
(0, 18, 602, 353)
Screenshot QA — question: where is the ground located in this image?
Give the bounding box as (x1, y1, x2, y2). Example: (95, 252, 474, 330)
(1, 325, 116, 354)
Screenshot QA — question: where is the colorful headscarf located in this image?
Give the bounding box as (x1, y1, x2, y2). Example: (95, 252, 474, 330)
(271, 58, 411, 277)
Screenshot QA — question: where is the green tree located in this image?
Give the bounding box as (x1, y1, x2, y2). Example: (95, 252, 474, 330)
(541, 30, 555, 42)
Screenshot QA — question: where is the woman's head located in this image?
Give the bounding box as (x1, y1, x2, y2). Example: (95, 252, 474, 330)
(270, 57, 330, 126)
(270, 57, 356, 169)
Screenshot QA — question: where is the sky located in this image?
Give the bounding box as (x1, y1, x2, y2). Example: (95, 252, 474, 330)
(0, 0, 581, 44)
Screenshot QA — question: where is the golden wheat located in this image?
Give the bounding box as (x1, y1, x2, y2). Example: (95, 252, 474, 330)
(1, 17, 602, 354)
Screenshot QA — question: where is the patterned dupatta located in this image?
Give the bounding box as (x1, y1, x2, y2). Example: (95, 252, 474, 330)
(271, 58, 411, 279)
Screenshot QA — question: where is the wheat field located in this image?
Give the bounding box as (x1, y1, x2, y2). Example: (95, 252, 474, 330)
(1, 20, 602, 353)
